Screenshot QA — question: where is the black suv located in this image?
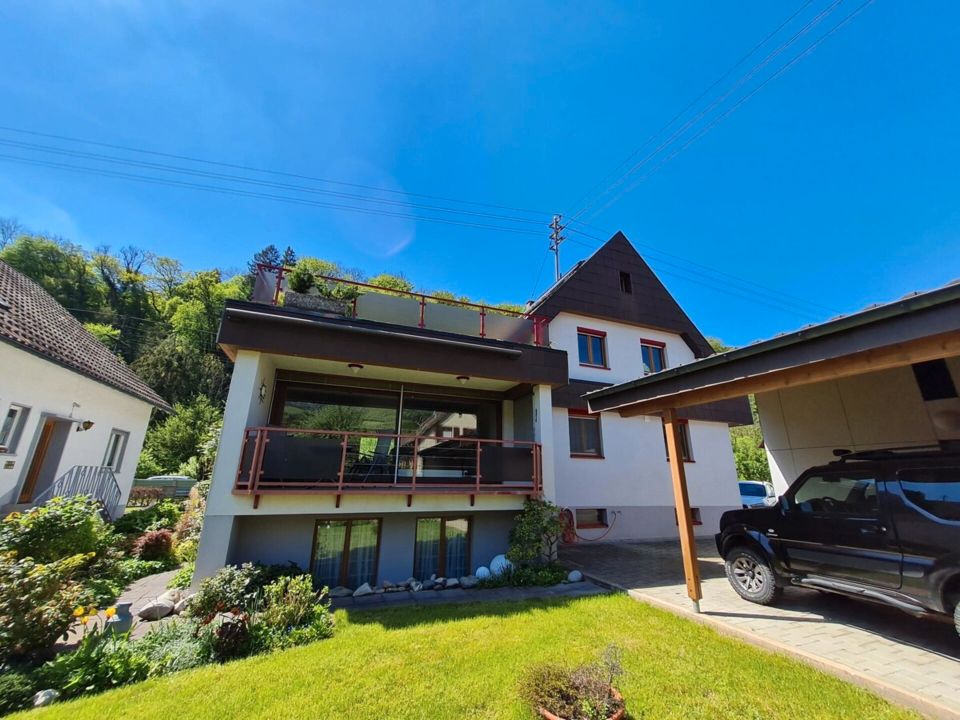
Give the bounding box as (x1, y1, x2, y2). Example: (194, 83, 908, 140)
(716, 447, 960, 637)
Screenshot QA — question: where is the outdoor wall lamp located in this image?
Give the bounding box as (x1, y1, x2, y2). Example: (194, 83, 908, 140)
(456, 375, 470, 385)
(258, 381, 267, 404)
(348, 363, 364, 374)
(75, 420, 95, 432)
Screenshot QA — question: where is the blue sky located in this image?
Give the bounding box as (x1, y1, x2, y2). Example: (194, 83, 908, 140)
(0, 1, 957, 346)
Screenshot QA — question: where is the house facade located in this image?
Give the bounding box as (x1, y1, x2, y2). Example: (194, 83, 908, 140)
(0, 260, 170, 519)
(194, 233, 748, 587)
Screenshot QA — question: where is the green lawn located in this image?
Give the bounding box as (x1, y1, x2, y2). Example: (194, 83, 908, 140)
(22, 594, 916, 720)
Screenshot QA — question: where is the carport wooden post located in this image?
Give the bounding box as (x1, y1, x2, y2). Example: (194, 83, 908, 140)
(663, 407, 703, 613)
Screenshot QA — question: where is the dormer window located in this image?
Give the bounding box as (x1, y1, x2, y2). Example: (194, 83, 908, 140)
(641, 339, 666, 375)
(577, 327, 608, 368)
(619, 272, 632, 294)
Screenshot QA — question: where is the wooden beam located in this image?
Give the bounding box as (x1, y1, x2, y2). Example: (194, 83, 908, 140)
(619, 331, 960, 417)
(663, 408, 702, 612)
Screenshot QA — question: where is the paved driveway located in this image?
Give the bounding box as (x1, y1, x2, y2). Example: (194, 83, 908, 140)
(560, 539, 960, 719)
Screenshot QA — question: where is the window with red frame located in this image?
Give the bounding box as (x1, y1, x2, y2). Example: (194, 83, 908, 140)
(568, 412, 603, 457)
(641, 339, 666, 375)
(577, 328, 607, 368)
(662, 419, 694, 462)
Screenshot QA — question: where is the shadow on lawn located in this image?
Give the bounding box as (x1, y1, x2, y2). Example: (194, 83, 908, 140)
(342, 591, 616, 630)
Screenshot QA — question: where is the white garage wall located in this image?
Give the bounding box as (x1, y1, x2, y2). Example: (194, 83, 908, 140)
(0, 342, 155, 509)
(756, 360, 960, 494)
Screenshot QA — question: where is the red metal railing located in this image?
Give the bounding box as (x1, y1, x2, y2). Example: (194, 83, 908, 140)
(234, 426, 542, 499)
(253, 263, 549, 346)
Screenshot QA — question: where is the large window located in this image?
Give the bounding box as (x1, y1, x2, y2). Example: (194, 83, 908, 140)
(898, 468, 960, 521)
(568, 413, 603, 457)
(641, 340, 666, 375)
(577, 328, 607, 368)
(102, 429, 129, 471)
(414, 517, 471, 579)
(0, 404, 28, 453)
(312, 518, 381, 589)
(792, 474, 878, 515)
(662, 420, 693, 462)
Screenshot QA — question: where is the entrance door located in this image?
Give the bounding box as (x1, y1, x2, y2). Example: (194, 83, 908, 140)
(777, 470, 902, 588)
(18, 418, 57, 503)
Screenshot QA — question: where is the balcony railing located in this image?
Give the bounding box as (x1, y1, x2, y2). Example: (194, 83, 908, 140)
(252, 263, 548, 346)
(234, 427, 542, 504)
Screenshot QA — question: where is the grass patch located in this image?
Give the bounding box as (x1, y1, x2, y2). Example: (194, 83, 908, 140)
(21, 594, 917, 720)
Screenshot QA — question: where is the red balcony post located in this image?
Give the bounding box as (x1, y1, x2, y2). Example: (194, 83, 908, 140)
(480, 307, 486, 338)
(411, 436, 419, 492)
(352, 297, 358, 318)
(236, 430, 251, 490)
(337, 433, 349, 492)
(273, 269, 284, 306)
(418, 295, 426, 328)
(475, 439, 482, 494)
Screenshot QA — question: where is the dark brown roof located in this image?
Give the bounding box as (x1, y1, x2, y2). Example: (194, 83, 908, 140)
(530, 231, 714, 358)
(0, 260, 170, 410)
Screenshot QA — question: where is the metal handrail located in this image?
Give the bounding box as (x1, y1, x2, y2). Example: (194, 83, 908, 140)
(32, 465, 123, 520)
(235, 426, 542, 496)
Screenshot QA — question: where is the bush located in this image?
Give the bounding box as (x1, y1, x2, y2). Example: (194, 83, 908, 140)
(127, 487, 165, 507)
(134, 619, 208, 676)
(507, 499, 564, 568)
(287, 264, 315, 293)
(133, 529, 174, 561)
(479, 563, 567, 589)
(113, 500, 182, 536)
(0, 498, 115, 563)
(187, 563, 302, 618)
(197, 612, 254, 662)
(174, 537, 199, 563)
(0, 551, 91, 663)
(519, 646, 624, 720)
(39, 626, 149, 700)
(254, 575, 335, 650)
(0, 667, 37, 715)
(167, 562, 195, 590)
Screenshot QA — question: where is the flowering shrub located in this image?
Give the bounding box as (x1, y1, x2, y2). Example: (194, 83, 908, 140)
(187, 563, 301, 618)
(0, 551, 91, 662)
(174, 537, 199, 563)
(255, 574, 335, 650)
(0, 497, 115, 563)
(132, 529, 174, 561)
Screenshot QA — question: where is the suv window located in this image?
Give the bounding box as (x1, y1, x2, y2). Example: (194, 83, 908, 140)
(792, 473, 878, 515)
(740, 482, 766, 497)
(897, 467, 960, 522)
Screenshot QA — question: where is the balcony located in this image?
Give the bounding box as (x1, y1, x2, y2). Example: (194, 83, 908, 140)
(252, 264, 548, 347)
(234, 427, 542, 506)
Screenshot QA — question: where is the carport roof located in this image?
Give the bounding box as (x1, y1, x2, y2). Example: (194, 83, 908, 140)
(586, 280, 960, 416)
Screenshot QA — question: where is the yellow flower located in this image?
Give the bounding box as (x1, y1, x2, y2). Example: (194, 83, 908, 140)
(4, 511, 21, 521)
(73, 606, 86, 617)
(105, 607, 117, 618)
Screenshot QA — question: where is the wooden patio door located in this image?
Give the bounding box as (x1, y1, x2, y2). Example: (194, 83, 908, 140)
(18, 418, 56, 503)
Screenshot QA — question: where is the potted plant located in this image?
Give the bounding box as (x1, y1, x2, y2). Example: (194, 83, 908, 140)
(520, 645, 625, 720)
(283, 267, 346, 314)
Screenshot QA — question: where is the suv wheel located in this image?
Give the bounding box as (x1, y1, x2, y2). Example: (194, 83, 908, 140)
(725, 547, 781, 605)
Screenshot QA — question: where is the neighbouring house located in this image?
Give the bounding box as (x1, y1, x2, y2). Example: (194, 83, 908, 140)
(0, 260, 171, 519)
(194, 232, 749, 587)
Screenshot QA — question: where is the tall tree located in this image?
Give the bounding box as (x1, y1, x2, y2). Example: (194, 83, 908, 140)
(0, 217, 24, 249)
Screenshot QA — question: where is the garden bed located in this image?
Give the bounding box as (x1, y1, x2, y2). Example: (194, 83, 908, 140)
(17, 594, 918, 720)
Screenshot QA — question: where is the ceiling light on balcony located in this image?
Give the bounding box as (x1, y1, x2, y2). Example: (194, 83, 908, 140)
(456, 375, 470, 385)
(348, 363, 364, 374)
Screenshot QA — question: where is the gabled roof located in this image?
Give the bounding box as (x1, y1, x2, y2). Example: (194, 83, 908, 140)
(529, 231, 714, 358)
(0, 260, 171, 411)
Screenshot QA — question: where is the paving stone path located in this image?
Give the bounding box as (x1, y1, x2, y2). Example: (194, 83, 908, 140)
(561, 539, 960, 719)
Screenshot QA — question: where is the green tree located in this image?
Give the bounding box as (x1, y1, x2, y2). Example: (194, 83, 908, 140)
(368, 273, 414, 294)
(142, 396, 223, 473)
(83, 322, 121, 352)
(132, 335, 230, 407)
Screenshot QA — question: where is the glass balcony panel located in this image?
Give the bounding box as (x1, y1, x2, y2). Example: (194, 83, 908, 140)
(354, 292, 422, 327)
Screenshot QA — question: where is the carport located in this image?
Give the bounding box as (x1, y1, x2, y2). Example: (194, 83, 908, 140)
(585, 281, 960, 612)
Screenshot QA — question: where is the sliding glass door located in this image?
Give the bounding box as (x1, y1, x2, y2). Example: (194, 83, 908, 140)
(312, 518, 381, 589)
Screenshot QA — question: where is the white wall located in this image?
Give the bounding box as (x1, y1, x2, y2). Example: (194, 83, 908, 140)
(0, 342, 155, 509)
(552, 408, 740, 539)
(756, 360, 960, 494)
(547, 312, 698, 385)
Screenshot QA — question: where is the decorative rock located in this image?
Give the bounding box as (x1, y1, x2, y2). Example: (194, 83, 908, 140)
(33, 690, 59, 707)
(430, 573, 437, 581)
(172, 597, 191, 615)
(475, 566, 491, 579)
(382, 579, 395, 589)
(459, 575, 479, 589)
(329, 586, 354, 598)
(421, 579, 436, 590)
(490, 554, 513, 576)
(404, 576, 418, 586)
(409, 580, 423, 592)
(353, 583, 373, 597)
(374, 587, 385, 594)
(445, 577, 460, 588)
(567, 570, 583, 583)
(159, 589, 184, 605)
(136, 598, 175, 621)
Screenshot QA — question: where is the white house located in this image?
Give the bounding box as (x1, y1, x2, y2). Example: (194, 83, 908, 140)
(0, 260, 170, 518)
(193, 232, 748, 587)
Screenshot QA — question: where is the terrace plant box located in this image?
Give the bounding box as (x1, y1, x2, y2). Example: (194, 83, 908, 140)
(538, 688, 625, 720)
(283, 291, 349, 315)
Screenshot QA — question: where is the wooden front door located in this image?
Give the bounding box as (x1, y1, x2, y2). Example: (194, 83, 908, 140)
(18, 419, 57, 503)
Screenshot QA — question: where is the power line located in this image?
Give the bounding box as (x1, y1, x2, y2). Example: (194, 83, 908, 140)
(567, 0, 847, 224)
(0, 153, 547, 237)
(563, 0, 817, 223)
(0, 125, 551, 217)
(0, 137, 549, 227)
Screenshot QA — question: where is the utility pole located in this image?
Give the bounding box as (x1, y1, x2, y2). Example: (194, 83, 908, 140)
(549, 214, 565, 282)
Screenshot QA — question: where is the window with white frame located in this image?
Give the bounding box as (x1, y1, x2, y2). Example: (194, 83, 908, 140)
(641, 339, 666, 375)
(0, 404, 29, 453)
(103, 429, 129, 471)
